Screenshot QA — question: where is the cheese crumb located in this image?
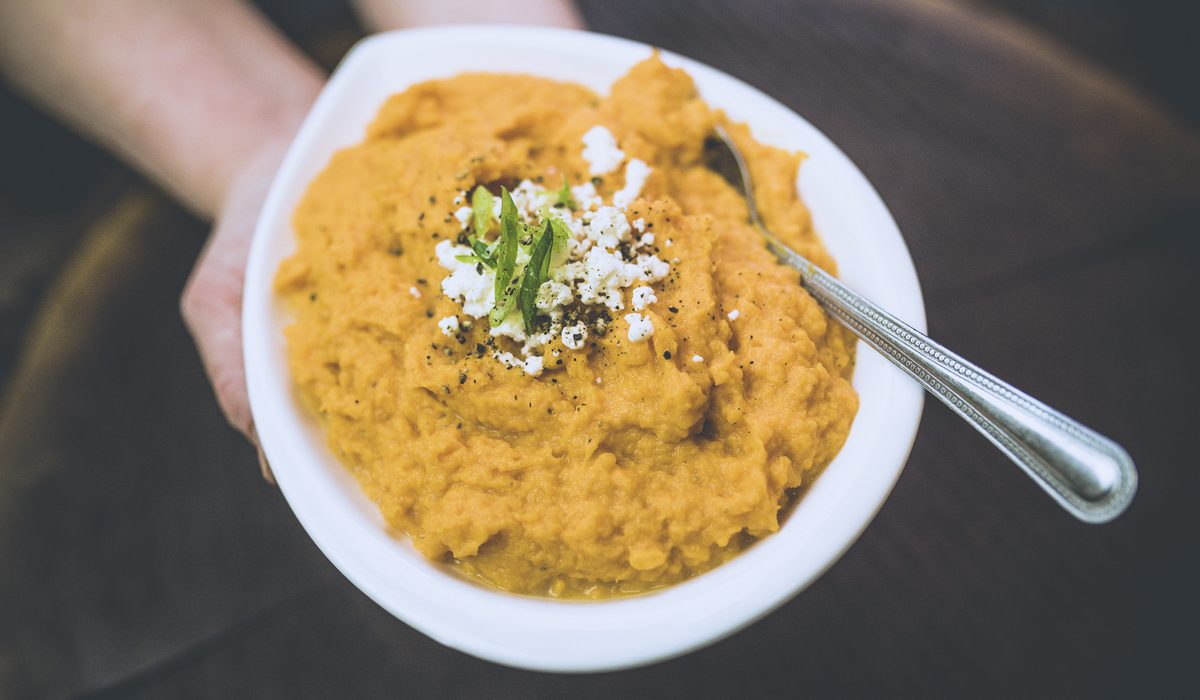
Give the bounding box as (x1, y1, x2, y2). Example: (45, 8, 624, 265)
(434, 153, 672, 374)
(727, 309, 740, 321)
(436, 240, 494, 317)
(494, 351, 544, 377)
(523, 355, 544, 377)
(586, 206, 632, 249)
(624, 312, 654, 342)
(636, 254, 670, 282)
(612, 158, 651, 208)
(437, 315, 459, 336)
(408, 286, 422, 299)
(561, 322, 588, 350)
(570, 181, 603, 211)
(493, 351, 519, 369)
(569, 246, 641, 310)
(631, 286, 657, 311)
(488, 312, 527, 344)
(535, 280, 574, 314)
(581, 125, 625, 175)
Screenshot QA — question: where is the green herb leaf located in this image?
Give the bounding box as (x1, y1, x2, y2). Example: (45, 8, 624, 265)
(490, 284, 517, 327)
(471, 185, 494, 239)
(519, 221, 538, 249)
(518, 220, 556, 332)
(547, 216, 571, 263)
(468, 237, 496, 267)
(488, 187, 521, 326)
(554, 177, 576, 209)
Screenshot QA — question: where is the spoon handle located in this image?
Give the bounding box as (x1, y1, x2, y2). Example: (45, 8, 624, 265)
(763, 233, 1138, 523)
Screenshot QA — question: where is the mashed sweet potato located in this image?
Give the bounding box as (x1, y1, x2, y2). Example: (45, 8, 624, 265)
(275, 56, 858, 597)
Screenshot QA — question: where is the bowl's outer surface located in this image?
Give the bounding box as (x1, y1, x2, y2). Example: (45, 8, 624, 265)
(243, 25, 926, 673)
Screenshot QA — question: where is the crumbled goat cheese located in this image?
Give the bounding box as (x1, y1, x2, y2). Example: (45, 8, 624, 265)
(631, 286, 657, 311)
(493, 351, 519, 368)
(561, 322, 588, 350)
(571, 181, 603, 211)
(585, 206, 632, 249)
(437, 315, 459, 336)
(581, 125, 625, 175)
(511, 179, 549, 217)
(636, 253, 671, 282)
(612, 158, 650, 208)
(522, 355, 545, 377)
(434, 131, 673, 374)
(436, 240, 495, 317)
(569, 246, 642, 310)
(727, 309, 740, 321)
(520, 327, 558, 358)
(435, 238, 464, 267)
(535, 280, 574, 316)
(489, 311, 528, 344)
(624, 313, 654, 342)
(494, 351, 544, 377)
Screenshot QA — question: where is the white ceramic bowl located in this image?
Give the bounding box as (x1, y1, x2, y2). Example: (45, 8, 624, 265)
(244, 25, 926, 673)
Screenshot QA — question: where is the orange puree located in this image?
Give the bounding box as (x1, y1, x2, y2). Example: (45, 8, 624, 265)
(275, 56, 858, 597)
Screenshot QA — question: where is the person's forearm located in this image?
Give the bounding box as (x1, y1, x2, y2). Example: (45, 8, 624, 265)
(351, 0, 584, 32)
(0, 0, 323, 218)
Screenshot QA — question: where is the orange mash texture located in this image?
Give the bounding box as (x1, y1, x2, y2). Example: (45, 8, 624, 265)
(275, 57, 858, 597)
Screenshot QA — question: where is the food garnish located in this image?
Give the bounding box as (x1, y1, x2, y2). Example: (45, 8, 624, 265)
(435, 127, 669, 373)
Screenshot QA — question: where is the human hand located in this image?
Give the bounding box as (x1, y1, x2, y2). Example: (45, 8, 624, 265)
(0, 0, 581, 483)
(177, 4, 582, 477)
(0, 0, 324, 482)
(181, 140, 294, 480)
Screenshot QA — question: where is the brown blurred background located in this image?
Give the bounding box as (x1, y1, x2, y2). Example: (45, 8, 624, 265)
(1, 0, 1197, 697)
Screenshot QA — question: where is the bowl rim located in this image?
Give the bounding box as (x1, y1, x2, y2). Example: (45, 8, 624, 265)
(243, 24, 926, 673)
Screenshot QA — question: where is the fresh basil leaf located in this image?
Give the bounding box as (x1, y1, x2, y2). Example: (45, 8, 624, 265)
(489, 283, 518, 327)
(489, 187, 520, 326)
(518, 224, 534, 247)
(555, 176, 575, 209)
(518, 220, 555, 332)
(471, 185, 494, 239)
(468, 237, 496, 267)
(547, 216, 571, 262)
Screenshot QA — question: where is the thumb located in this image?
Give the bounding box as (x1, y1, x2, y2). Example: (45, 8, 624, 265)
(181, 211, 255, 441)
(180, 148, 280, 446)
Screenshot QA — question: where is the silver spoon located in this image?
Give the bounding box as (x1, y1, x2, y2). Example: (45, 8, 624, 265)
(706, 125, 1137, 523)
